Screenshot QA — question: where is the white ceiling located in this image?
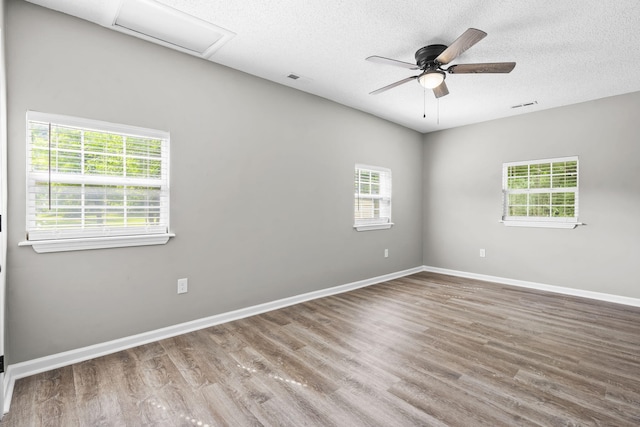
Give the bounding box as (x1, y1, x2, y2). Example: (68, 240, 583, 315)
(24, 0, 640, 133)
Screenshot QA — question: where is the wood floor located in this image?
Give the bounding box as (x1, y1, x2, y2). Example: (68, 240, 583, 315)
(2, 272, 640, 426)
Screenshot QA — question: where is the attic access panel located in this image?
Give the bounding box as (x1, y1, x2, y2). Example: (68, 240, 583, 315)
(114, 0, 235, 57)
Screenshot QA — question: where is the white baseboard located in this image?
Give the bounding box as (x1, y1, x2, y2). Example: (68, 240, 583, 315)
(3, 265, 423, 414)
(422, 265, 640, 308)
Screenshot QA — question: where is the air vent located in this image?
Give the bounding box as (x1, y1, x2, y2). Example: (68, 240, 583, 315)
(114, 0, 235, 57)
(285, 73, 313, 84)
(511, 101, 538, 109)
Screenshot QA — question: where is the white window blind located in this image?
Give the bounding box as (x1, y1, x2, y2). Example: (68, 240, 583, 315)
(354, 164, 392, 231)
(25, 111, 170, 242)
(502, 156, 579, 228)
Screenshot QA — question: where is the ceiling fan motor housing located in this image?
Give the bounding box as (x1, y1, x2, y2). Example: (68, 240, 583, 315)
(415, 44, 447, 69)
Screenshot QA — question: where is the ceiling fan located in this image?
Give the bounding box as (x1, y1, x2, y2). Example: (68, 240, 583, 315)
(366, 28, 515, 98)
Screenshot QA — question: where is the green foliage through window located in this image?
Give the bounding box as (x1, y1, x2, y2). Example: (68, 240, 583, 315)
(503, 158, 578, 221)
(26, 112, 170, 240)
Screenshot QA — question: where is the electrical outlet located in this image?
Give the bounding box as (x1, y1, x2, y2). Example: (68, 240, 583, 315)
(384, 249, 389, 258)
(479, 249, 486, 258)
(177, 278, 188, 294)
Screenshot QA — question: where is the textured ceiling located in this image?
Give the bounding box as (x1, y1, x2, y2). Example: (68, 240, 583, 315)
(24, 0, 640, 133)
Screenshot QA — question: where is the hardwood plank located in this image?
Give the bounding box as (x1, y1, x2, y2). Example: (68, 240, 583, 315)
(1, 375, 37, 427)
(72, 358, 124, 426)
(36, 366, 79, 426)
(162, 333, 218, 389)
(105, 350, 172, 425)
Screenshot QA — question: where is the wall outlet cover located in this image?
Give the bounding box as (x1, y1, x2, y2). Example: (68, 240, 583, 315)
(177, 278, 188, 294)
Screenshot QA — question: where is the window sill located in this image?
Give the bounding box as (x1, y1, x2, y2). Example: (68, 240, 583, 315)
(19, 233, 175, 253)
(501, 220, 583, 229)
(354, 222, 394, 232)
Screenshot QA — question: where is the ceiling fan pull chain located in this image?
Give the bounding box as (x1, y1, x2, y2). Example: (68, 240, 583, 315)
(437, 98, 440, 125)
(423, 88, 426, 118)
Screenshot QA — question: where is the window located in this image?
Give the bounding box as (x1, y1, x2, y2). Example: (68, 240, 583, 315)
(354, 164, 392, 231)
(502, 156, 580, 229)
(21, 111, 172, 252)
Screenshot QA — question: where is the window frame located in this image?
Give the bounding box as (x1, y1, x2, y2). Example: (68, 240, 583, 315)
(501, 156, 581, 229)
(354, 164, 393, 232)
(19, 111, 174, 253)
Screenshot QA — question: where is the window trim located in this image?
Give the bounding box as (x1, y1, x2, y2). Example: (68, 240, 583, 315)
(501, 156, 581, 229)
(18, 233, 175, 253)
(21, 111, 173, 252)
(354, 164, 393, 232)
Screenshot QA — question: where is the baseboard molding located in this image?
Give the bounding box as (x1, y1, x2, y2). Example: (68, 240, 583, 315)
(422, 265, 640, 308)
(3, 265, 423, 414)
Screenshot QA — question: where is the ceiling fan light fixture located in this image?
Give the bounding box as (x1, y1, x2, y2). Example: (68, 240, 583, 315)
(418, 71, 445, 89)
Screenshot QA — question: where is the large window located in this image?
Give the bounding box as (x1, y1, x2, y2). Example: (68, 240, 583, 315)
(354, 164, 392, 231)
(502, 156, 579, 228)
(22, 111, 172, 252)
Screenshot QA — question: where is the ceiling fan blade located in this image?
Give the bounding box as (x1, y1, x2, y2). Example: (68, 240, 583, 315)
(369, 76, 418, 95)
(366, 55, 419, 70)
(433, 80, 449, 98)
(447, 62, 516, 74)
(435, 28, 487, 65)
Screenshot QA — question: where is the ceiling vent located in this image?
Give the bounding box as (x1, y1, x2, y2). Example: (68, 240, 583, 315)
(285, 72, 313, 84)
(113, 0, 235, 57)
(511, 101, 538, 109)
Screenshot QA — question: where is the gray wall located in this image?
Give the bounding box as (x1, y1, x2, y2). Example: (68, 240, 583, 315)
(423, 91, 640, 298)
(5, 1, 423, 363)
